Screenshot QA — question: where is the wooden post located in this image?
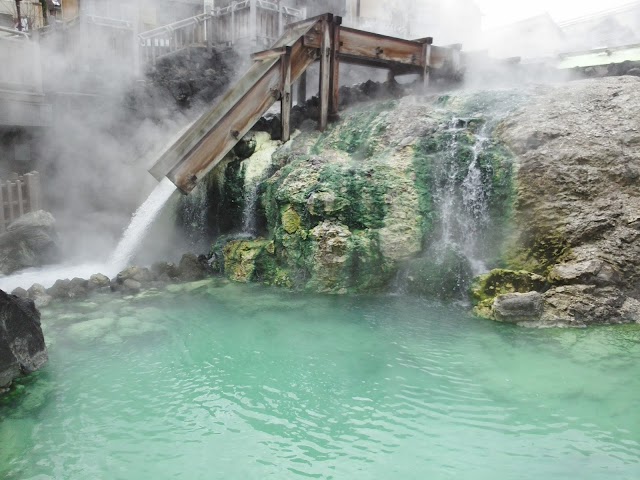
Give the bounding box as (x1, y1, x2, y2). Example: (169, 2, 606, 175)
(420, 37, 433, 90)
(25, 172, 40, 211)
(0, 181, 5, 233)
(249, 0, 257, 49)
(281, 46, 292, 142)
(6, 180, 14, 224)
(231, 5, 235, 44)
(319, 16, 332, 131)
(277, 0, 283, 36)
(207, 8, 213, 53)
(16, 179, 24, 217)
(297, 70, 307, 106)
(329, 16, 341, 119)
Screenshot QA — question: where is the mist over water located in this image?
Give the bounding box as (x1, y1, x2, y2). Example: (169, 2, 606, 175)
(2, 286, 639, 479)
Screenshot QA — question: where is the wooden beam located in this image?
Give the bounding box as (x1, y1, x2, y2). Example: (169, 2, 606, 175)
(329, 16, 341, 118)
(319, 16, 332, 131)
(251, 46, 288, 62)
(150, 56, 282, 183)
(0, 181, 4, 232)
(297, 70, 307, 105)
(281, 46, 292, 142)
(339, 27, 423, 68)
(418, 37, 433, 89)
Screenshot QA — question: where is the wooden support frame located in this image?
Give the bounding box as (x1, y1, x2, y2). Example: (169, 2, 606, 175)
(329, 16, 341, 119)
(149, 12, 461, 194)
(318, 15, 332, 131)
(281, 46, 292, 142)
(417, 37, 433, 89)
(297, 70, 307, 105)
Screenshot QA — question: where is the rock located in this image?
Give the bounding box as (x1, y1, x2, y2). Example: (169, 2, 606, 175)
(472, 269, 547, 319)
(548, 260, 621, 287)
(46, 278, 88, 300)
(0, 211, 60, 275)
(0, 289, 48, 392)
(223, 240, 275, 283)
(541, 285, 627, 326)
(116, 266, 153, 285)
(11, 287, 28, 299)
(151, 262, 179, 280)
(88, 273, 111, 290)
(47, 279, 71, 299)
(27, 284, 52, 308)
(178, 253, 209, 281)
(492, 292, 543, 323)
(122, 279, 142, 294)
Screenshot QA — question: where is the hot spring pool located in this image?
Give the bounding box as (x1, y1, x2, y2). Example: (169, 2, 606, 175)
(1, 280, 639, 479)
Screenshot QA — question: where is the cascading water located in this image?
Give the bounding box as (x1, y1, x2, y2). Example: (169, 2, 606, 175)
(109, 177, 178, 270)
(242, 183, 260, 235)
(400, 117, 494, 299)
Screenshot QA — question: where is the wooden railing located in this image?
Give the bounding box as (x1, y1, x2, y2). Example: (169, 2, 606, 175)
(139, 1, 306, 65)
(150, 13, 461, 194)
(0, 172, 42, 233)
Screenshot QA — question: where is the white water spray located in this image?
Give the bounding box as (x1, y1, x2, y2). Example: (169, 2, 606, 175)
(109, 177, 178, 271)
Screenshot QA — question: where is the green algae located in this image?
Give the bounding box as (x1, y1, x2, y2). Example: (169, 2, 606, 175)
(471, 269, 548, 319)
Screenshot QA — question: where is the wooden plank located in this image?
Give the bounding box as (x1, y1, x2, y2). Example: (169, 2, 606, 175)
(251, 46, 288, 61)
(6, 181, 14, 224)
(339, 27, 423, 68)
(16, 179, 24, 217)
(281, 46, 292, 142)
(150, 56, 281, 182)
(297, 70, 307, 105)
(0, 181, 5, 232)
(168, 60, 282, 193)
(419, 37, 433, 89)
(25, 172, 40, 211)
(319, 18, 331, 131)
(329, 17, 341, 117)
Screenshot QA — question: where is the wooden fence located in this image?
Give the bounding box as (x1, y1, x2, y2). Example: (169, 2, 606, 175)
(0, 172, 42, 233)
(139, 1, 306, 65)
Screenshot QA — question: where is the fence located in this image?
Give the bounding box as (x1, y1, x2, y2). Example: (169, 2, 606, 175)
(140, 1, 306, 65)
(0, 172, 42, 233)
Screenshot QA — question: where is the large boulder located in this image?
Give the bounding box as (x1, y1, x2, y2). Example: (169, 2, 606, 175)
(0, 289, 48, 393)
(0, 211, 60, 275)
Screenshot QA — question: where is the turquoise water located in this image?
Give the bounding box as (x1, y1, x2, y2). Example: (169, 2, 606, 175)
(1, 280, 639, 479)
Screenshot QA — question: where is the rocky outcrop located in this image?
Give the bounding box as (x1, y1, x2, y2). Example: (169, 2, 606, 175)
(0, 290, 47, 393)
(0, 211, 60, 275)
(477, 76, 640, 326)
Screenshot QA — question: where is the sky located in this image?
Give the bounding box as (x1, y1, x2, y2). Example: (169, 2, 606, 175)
(476, 0, 638, 29)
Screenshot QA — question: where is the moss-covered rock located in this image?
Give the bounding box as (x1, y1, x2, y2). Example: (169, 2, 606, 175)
(471, 269, 547, 319)
(223, 239, 275, 283)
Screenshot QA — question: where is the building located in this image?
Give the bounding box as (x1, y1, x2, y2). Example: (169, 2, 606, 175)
(481, 14, 568, 59)
(560, 2, 640, 51)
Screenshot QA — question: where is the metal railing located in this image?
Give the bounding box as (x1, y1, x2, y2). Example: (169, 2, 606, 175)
(0, 172, 42, 233)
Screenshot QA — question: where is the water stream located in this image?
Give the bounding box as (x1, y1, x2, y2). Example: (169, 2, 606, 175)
(109, 177, 178, 271)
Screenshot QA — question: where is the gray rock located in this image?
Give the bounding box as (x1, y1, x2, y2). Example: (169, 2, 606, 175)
(0, 211, 60, 275)
(151, 262, 179, 280)
(88, 273, 111, 290)
(178, 253, 209, 281)
(47, 279, 71, 299)
(27, 284, 52, 308)
(492, 292, 543, 323)
(11, 287, 28, 298)
(122, 279, 142, 293)
(549, 260, 621, 287)
(117, 266, 153, 285)
(0, 289, 48, 392)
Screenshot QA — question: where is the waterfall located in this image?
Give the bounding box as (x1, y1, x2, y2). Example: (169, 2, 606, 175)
(109, 177, 178, 271)
(242, 182, 260, 235)
(430, 119, 490, 275)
